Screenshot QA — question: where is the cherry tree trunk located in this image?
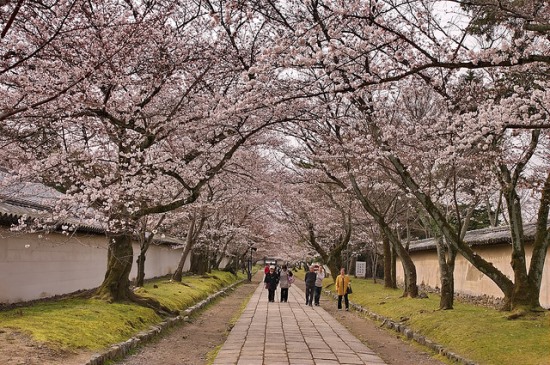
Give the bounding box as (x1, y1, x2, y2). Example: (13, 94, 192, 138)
(382, 232, 396, 288)
(136, 250, 147, 288)
(396, 244, 418, 298)
(436, 237, 456, 310)
(382, 222, 417, 297)
(503, 184, 541, 311)
(191, 251, 208, 275)
(172, 241, 193, 282)
(391, 249, 397, 288)
(326, 254, 343, 281)
(136, 236, 153, 287)
(96, 234, 134, 301)
(525, 172, 550, 312)
(173, 213, 204, 281)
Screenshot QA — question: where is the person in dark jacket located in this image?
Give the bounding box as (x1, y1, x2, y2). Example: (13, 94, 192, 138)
(304, 265, 317, 306)
(264, 266, 279, 302)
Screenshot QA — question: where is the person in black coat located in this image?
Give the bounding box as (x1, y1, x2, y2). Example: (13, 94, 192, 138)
(304, 265, 317, 306)
(264, 266, 279, 302)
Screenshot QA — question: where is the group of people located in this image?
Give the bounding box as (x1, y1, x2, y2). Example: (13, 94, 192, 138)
(304, 264, 325, 306)
(264, 263, 351, 311)
(263, 264, 295, 302)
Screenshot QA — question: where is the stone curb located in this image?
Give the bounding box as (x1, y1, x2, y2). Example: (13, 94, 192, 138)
(84, 280, 245, 365)
(325, 290, 477, 365)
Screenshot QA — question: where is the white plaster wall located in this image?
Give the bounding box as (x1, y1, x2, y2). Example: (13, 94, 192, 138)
(0, 228, 187, 303)
(397, 245, 550, 308)
(129, 243, 189, 280)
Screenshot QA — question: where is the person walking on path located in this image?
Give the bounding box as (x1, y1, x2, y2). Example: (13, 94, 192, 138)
(278, 264, 292, 302)
(264, 265, 279, 302)
(336, 267, 351, 311)
(304, 265, 317, 306)
(314, 265, 325, 306)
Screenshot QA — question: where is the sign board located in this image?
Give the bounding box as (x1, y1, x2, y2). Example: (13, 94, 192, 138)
(355, 261, 366, 278)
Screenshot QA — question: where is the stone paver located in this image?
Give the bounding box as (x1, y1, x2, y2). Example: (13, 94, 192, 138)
(213, 281, 387, 365)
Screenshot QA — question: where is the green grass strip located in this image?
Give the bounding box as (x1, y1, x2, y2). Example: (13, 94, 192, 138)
(311, 269, 549, 365)
(0, 270, 245, 350)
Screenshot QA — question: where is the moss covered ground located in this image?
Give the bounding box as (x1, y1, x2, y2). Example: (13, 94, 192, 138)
(0, 270, 245, 350)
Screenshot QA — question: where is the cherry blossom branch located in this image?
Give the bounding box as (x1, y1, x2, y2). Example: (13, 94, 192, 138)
(134, 118, 282, 218)
(503, 123, 550, 129)
(0, 26, 146, 122)
(0, 0, 24, 39)
(1, 0, 77, 74)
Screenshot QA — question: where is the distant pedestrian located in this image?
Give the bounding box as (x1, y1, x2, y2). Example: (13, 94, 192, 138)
(314, 265, 325, 306)
(264, 265, 279, 302)
(304, 265, 316, 306)
(335, 267, 351, 311)
(278, 265, 291, 302)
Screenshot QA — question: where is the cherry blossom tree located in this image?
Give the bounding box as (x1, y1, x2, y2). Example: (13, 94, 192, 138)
(262, 149, 363, 281)
(2, 0, 549, 314)
(258, 0, 549, 311)
(0, 0, 287, 305)
(274, 103, 421, 296)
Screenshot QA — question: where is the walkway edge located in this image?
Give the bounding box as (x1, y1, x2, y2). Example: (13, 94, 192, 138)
(324, 290, 477, 365)
(84, 279, 246, 365)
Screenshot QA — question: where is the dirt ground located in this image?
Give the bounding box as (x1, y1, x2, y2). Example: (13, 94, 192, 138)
(0, 328, 92, 365)
(0, 275, 447, 365)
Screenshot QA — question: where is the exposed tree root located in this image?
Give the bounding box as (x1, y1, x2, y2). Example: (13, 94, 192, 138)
(507, 311, 523, 320)
(127, 290, 177, 316)
(506, 306, 547, 320)
(93, 287, 177, 316)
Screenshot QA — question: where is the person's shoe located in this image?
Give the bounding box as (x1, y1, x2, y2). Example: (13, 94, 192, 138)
(345, 308, 349, 311)
(338, 308, 342, 311)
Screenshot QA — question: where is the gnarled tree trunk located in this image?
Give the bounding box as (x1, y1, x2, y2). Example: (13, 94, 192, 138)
(326, 254, 344, 281)
(95, 233, 134, 301)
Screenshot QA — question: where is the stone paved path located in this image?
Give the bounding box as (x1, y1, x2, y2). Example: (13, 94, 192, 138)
(213, 281, 387, 365)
